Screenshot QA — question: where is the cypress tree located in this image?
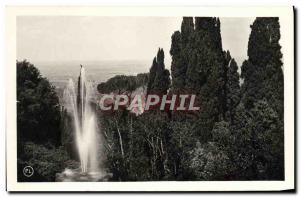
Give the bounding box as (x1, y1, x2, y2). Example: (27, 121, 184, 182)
(240, 17, 284, 180)
(170, 31, 185, 92)
(186, 17, 226, 134)
(242, 17, 283, 117)
(169, 17, 232, 141)
(147, 57, 158, 93)
(147, 48, 170, 95)
(181, 17, 194, 43)
(225, 58, 240, 124)
(169, 17, 194, 93)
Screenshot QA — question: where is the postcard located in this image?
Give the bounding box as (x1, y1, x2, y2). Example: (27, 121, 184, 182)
(6, 6, 294, 192)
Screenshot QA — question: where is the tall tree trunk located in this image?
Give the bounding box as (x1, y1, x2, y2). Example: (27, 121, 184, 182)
(115, 118, 124, 158)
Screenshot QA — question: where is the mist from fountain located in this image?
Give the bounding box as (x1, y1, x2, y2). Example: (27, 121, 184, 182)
(57, 66, 110, 181)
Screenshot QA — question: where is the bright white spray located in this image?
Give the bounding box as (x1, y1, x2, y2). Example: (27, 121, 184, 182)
(63, 66, 100, 173)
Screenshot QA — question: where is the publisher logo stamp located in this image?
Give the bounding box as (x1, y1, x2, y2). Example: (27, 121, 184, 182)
(23, 166, 34, 177)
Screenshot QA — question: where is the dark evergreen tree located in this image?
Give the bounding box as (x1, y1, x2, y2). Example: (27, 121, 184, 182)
(17, 60, 72, 182)
(147, 48, 170, 95)
(225, 58, 241, 124)
(147, 57, 158, 93)
(170, 31, 185, 91)
(17, 60, 62, 145)
(184, 17, 226, 137)
(240, 17, 284, 180)
(174, 17, 194, 92)
(242, 17, 283, 117)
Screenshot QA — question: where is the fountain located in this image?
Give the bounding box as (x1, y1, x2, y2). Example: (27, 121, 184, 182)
(56, 65, 110, 182)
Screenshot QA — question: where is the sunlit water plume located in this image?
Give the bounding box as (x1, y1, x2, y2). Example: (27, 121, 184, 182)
(56, 65, 111, 182)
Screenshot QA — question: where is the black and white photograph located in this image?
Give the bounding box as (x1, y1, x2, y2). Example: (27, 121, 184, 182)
(5, 6, 294, 192)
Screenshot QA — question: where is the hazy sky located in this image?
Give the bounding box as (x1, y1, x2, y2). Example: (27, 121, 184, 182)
(17, 16, 254, 67)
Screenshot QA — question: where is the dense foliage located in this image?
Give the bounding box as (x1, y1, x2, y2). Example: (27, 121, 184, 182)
(241, 17, 284, 179)
(17, 60, 61, 145)
(17, 60, 72, 181)
(97, 73, 148, 95)
(17, 142, 72, 181)
(147, 48, 171, 95)
(99, 17, 284, 181)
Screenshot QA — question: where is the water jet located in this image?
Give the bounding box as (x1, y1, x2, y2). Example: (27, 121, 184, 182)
(56, 65, 110, 181)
